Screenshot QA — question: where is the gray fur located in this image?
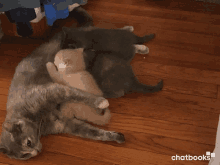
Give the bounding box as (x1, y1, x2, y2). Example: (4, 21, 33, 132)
(62, 26, 155, 62)
(0, 31, 125, 160)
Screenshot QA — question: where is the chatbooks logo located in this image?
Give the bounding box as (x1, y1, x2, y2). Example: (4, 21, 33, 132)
(171, 151, 215, 161)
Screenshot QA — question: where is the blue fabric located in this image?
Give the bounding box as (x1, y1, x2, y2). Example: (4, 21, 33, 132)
(44, 4, 69, 26)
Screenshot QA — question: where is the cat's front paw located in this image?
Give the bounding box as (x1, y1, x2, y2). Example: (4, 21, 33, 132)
(116, 132, 125, 144)
(94, 97, 109, 109)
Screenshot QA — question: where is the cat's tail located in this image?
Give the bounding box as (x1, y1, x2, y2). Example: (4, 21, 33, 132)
(68, 6, 94, 27)
(135, 34, 155, 44)
(130, 79, 163, 93)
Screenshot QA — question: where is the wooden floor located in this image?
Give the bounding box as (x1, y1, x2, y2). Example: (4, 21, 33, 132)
(1, 0, 220, 164)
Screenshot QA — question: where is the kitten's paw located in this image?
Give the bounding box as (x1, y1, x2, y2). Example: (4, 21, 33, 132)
(116, 132, 125, 143)
(94, 97, 109, 109)
(121, 26, 134, 32)
(134, 45, 149, 54)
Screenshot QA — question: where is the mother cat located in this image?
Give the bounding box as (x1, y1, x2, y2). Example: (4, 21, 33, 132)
(0, 16, 157, 161)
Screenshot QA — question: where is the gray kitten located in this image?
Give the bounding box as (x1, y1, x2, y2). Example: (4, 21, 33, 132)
(0, 31, 125, 160)
(62, 26, 155, 63)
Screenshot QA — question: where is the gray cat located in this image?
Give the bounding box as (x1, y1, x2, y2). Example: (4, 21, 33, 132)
(62, 26, 155, 62)
(0, 31, 125, 160)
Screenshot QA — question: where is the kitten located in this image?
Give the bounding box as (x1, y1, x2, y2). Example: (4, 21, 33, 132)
(61, 26, 155, 62)
(0, 32, 125, 160)
(46, 49, 111, 126)
(83, 50, 163, 98)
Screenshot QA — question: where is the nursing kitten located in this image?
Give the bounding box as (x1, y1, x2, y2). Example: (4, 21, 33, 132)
(61, 26, 155, 62)
(0, 32, 125, 160)
(46, 49, 111, 126)
(83, 50, 163, 98)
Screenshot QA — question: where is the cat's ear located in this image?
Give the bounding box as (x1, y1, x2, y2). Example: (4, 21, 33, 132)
(3, 120, 24, 133)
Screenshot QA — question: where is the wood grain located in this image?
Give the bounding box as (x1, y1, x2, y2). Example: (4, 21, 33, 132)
(0, 0, 220, 164)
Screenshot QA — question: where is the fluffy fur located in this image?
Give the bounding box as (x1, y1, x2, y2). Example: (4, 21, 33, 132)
(46, 48, 111, 126)
(0, 9, 131, 160)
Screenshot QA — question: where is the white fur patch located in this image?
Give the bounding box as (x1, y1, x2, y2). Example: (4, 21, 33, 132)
(59, 63, 67, 69)
(134, 44, 149, 54)
(98, 99, 109, 109)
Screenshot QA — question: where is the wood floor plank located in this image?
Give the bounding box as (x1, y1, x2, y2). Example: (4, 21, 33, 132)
(0, 151, 115, 165)
(87, 0, 220, 24)
(218, 86, 220, 99)
(89, 10, 220, 46)
(40, 135, 187, 165)
(141, 43, 220, 72)
(0, 163, 10, 165)
(88, 1, 220, 36)
(136, 75, 218, 98)
(108, 96, 219, 129)
(109, 113, 216, 145)
(132, 61, 220, 85)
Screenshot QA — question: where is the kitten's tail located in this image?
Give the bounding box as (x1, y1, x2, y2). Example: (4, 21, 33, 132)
(135, 34, 155, 44)
(130, 80, 163, 93)
(69, 6, 94, 27)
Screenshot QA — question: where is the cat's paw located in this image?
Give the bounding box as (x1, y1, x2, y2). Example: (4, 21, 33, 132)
(121, 26, 134, 32)
(94, 97, 109, 109)
(134, 45, 149, 54)
(116, 132, 125, 144)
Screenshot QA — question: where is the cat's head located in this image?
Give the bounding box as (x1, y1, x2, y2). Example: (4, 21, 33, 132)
(0, 118, 42, 160)
(61, 27, 86, 49)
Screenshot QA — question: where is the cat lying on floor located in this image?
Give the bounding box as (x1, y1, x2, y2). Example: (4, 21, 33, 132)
(0, 30, 127, 160)
(46, 48, 111, 126)
(0, 23, 160, 160)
